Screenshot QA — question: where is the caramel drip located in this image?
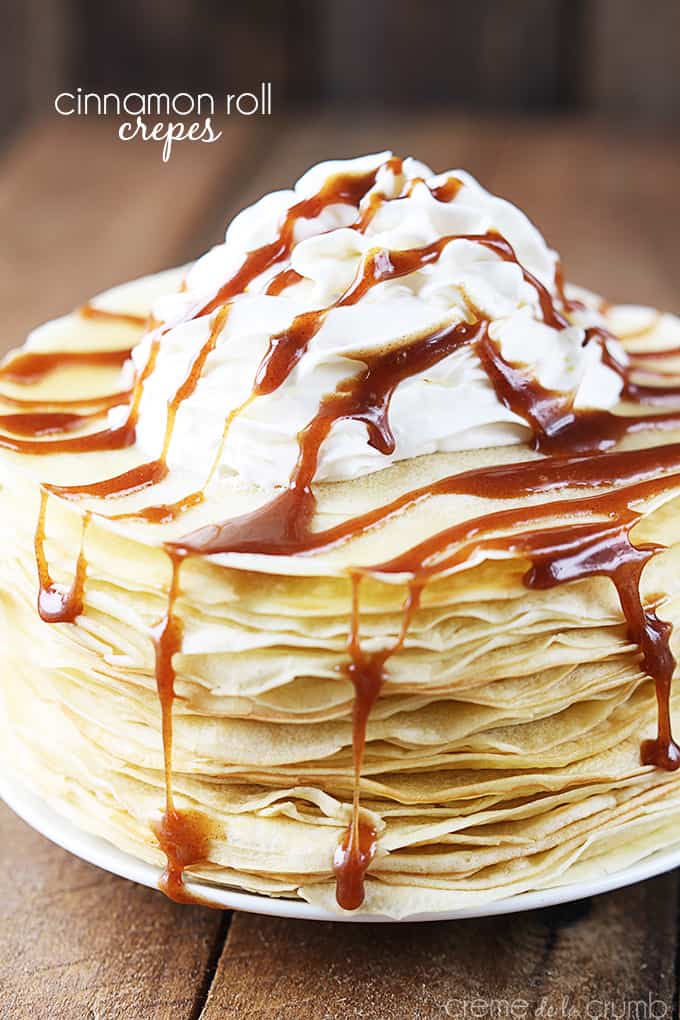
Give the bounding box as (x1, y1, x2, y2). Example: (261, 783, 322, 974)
(45, 460, 169, 502)
(79, 304, 148, 329)
(148, 551, 216, 903)
(430, 177, 464, 203)
(0, 347, 133, 385)
(152, 808, 213, 904)
(48, 310, 232, 901)
(528, 522, 678, 769)
(150, 553, 186, 899)
(366, 472, 680, 772)
(160, 307, 229, 462)
(34, 489, 90, 624)
(264, 268, 303, 295)
(114, 491, 204, 525)
(531, 526, 679, 769)
(584, 325, 680, 408)
(554, 261, 586, 314)
(334, 820, 377, 911)
(478, 329, 680, 454)
(0, 411, 101, 437)
(334, 576, 421, 910)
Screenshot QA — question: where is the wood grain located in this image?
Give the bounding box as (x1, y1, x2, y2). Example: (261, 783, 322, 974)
(201, 876, 678, 1019)
(0, 804, 228, 1020)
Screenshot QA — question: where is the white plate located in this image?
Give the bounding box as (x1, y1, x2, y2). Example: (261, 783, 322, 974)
(2, 769, 680, 923)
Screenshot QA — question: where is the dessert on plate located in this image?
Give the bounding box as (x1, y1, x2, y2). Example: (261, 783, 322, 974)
(2, 152, 680, 916)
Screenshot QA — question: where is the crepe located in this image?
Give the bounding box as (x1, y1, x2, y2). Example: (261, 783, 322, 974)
(2, 153, 680, 916)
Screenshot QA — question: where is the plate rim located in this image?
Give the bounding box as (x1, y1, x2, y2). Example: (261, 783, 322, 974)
(2, 769, 680, 923)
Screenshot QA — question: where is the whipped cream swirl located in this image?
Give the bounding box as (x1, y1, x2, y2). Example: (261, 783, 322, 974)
(125, 153, 625, 488)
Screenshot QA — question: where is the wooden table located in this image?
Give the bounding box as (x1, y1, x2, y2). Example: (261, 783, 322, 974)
(1, 113, 679, 1019)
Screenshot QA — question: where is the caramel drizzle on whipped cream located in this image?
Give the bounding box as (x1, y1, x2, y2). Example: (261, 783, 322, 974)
(13, 158, 680, 909)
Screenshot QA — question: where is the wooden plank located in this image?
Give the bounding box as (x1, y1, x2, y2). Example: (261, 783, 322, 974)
(0, 803, 228, 1019)
(0, 115, 258, 354)
(584, 0, 680, 124)
(0, 112, 261, 1016)
(201, 876, 678, 1019)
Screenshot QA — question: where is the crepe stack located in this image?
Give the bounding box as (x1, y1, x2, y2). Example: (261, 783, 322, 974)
(2, 154, 680, 917)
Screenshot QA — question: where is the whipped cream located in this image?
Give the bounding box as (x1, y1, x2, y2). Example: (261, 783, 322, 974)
(125, 153, 625, 489)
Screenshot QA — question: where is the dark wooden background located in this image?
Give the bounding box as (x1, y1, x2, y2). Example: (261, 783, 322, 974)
(3, 0, 680, 140)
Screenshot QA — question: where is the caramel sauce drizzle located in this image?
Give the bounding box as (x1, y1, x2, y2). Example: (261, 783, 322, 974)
(366, 471, 680, 771)
(430, 177, 464, 203)
(334, 575, 422, 910)
(194, 162, 404, 320)
(172, 319, 487, 558)
(583, 324, 680, 408)
(254, 230, 566, 401)
(34, 488, 90, 624)
(0, 411, 101, 437)
(149, 551, 202, 903)
(0, 421, 134, 456)
(0, 330, 159, 456)
(31, 312, 230, 900)
(479, 329, 680, 454)
(0, 304, 149, 446)
(41, 309, 229, 530)
(264, 268, 303, 296)
(45, 460, 169, 502)
(25, 158, 680, 907)
(149, 550, 220, 904)
(0, 346, 133, 386)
